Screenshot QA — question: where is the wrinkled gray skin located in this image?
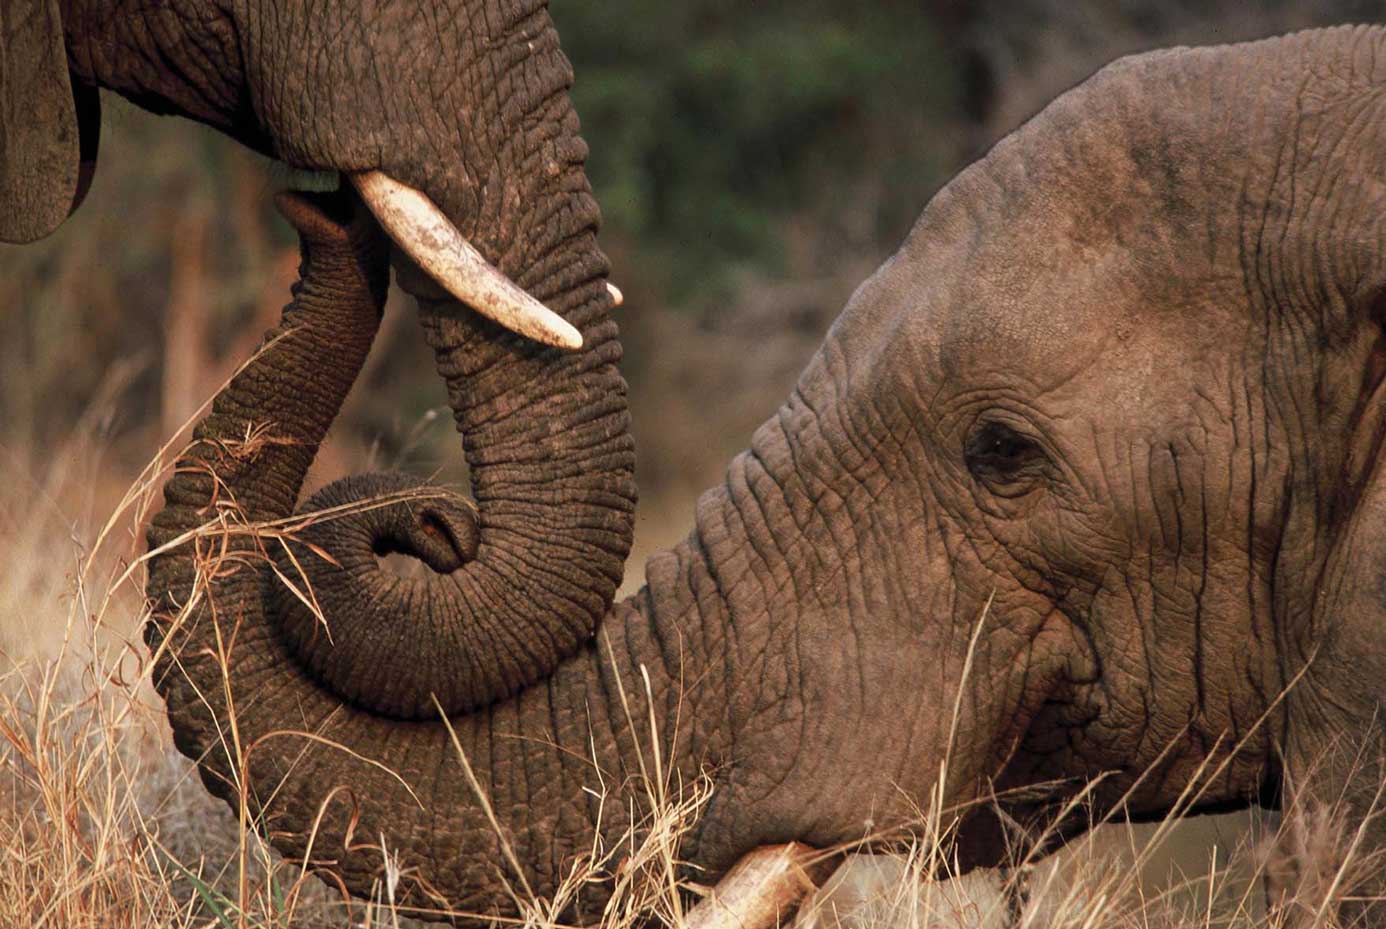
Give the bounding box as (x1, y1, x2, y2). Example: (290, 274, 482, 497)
(11, 9, 1386, 929)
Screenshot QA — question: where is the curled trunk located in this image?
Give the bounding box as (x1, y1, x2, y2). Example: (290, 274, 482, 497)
(145, 1, 654, 911)
(145, 192, 667, 913)
(149, 0, 644, 854)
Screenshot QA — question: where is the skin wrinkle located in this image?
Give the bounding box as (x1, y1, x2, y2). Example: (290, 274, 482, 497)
(688, 508, 744, 746)
(703, 473, 803, 789)
(744, 444, 807, 592)
(492, 597, 559, 696)
(1189, 447, 1209, 718)
(1197, 479, 1208, 721)
(539, 684, 576, 905)
(786, 380, 851, 489)
(511, 670, 539, 906)
(1308, 90, 1373, 336)
(732, 519, 793, 730)
(705, 481, 770, 639)
(735, 468, 801, 655)
(1113, 564, 1159, 742)
(753, 465, 826, 684)
(1244, 180, 1302, 687)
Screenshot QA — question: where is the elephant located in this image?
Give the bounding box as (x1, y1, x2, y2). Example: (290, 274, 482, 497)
(6, 0, 636, 709)
(12, 4, 1386, 928)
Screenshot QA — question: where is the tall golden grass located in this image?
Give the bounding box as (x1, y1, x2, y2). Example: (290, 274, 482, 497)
(0, 379, 1379, 928)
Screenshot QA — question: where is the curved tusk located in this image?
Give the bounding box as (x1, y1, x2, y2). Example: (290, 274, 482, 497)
(607, 282, 624, 307)
(349, 170, 582, 350)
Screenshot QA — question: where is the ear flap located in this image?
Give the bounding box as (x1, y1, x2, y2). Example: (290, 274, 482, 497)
(0, 0, 99, 243)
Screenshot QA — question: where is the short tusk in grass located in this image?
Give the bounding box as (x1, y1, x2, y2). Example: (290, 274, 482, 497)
(349, 170, 584, 350)
(686, 843, 833, 929)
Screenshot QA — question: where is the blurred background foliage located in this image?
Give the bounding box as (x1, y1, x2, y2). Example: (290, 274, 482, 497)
(556, 0, 967, 303)
(2, 0, 1383, 530)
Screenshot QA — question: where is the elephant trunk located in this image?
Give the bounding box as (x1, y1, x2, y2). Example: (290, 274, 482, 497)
(227, 0, 634, 719)
(262, 261, 633, 719)
(146, 193, 388, 554)
(304, 8, 636, 715)
(145, 192, 724, 917)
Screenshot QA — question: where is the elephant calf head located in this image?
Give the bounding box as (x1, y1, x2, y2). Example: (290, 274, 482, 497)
(702, 24, 1386, 909)
(639, 23, 1386, 918)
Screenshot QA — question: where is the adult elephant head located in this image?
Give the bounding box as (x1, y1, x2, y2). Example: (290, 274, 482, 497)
(5, 1, 635, 704)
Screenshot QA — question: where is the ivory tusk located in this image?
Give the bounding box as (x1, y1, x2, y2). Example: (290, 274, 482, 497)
(686, 844, 833, 929)
(349, 170, 583, 350)
(607, 282, 624, 307)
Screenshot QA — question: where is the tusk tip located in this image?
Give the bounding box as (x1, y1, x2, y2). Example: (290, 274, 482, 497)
(606, 282, 624, 307)
(549, 319, 584, 351)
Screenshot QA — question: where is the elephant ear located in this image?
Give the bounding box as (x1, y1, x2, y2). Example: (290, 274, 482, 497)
(0, 0, 100, 243)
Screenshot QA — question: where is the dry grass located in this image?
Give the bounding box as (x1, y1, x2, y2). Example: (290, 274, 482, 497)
(0, 390, 1381, 928)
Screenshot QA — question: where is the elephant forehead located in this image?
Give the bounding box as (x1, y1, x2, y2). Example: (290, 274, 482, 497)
(832, 228, 1248, 450)
(872, 226, 1141, 397)
(831, 81, 1255, 418)
(907, 171, 1250, 386)
(944, 247, 1130, 374)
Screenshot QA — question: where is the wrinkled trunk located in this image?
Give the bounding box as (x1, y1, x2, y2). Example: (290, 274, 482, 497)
(345, 15, 639, 714)
(145, 0, 655, 889)
(143, 3, 654, 909)
(145, 191, 710, 916)
(263, 227, 637, 719)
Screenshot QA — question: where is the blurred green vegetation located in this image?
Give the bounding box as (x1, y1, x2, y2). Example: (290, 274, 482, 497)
(555, 0, 968, 304)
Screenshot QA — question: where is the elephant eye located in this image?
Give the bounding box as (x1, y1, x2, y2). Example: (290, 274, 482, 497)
(964, 421, 1048, 496)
